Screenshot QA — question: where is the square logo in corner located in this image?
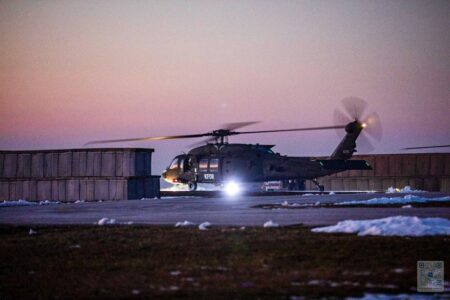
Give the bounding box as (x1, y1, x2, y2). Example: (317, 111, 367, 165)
(417, 261, 444, 292)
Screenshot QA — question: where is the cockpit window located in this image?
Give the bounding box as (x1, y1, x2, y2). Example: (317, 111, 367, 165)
(179, 159, 184, 170)
(169, 159, 179, 169)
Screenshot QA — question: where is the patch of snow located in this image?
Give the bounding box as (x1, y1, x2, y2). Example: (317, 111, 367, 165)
(198, 222, 211, 230)
(39, 200, 59, 205)
(346, 293, 445, 300)
(392, 268, 405, 274)
(386, 185, 425, 193)
(74, 200, 85, 204)
(97, 217, 116, 226)
(29, 229, 37, 235)
(0, 199, 60, 207)
(336, 195, 450, 206)
(302, 193, 315, 196)
(312, 216, 450, 236)
(401, 205, 412, 209)
(263, 220, 279, 228)
(174, 220, 196, 227)
(161, 183, 222, 192)
(170, 270, 181, 276)
(329, 191, 335, 195)
(131, 289, 140, 295)
(307, 280, 321, 286)
(240, 226, 246, 230)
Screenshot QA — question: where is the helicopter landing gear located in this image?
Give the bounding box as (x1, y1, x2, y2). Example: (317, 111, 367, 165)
(312, 179, 324, 192)
(285, 179, 306, 191)
(187, 181, 197, 191)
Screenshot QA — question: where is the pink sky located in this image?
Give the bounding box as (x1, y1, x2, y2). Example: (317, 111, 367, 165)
(1, 0, 449, 175)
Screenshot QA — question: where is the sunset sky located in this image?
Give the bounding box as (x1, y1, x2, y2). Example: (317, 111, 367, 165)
(1, 0, 449, 175)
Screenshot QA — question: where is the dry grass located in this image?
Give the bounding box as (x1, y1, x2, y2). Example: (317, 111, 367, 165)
(0, 225, 448, 299)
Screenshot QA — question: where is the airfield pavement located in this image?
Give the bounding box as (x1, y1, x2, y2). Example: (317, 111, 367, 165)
(1, 192, 449, 227)
(1, 191, 450, 299)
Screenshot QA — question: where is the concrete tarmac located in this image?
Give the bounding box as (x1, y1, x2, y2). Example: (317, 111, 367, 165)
(1, 192, 449, 227)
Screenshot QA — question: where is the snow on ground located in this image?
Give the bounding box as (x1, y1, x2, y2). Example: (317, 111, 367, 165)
(0, 199, 60, 207)
(263, 220, 279, 228)
(97, 217, 117, 225)
(346, 293, 447, 300)
(174, 220, 196, 227)
(312, 216, 450, 236)
(280, 200, 320, 208)
(336, 194, 450, 206)
(198, 222, 211, 230)
(386, 186, 425, 193)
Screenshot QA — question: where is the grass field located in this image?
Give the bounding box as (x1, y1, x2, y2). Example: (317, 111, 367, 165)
(0, 225, 448, 299)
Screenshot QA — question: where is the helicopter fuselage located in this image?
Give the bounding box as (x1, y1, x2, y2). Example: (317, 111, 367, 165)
(162, 143, 340, 186)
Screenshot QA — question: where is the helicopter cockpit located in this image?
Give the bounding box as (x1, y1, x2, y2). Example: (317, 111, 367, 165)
(162, 154, 192, 183)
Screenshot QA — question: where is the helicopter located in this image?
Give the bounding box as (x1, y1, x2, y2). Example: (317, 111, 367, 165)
(86, 98, 382, 192)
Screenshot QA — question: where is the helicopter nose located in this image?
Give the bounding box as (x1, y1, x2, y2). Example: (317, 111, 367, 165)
(162, 170, 167, 178)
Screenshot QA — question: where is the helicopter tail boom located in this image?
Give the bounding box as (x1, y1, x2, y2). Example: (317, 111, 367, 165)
(330, 121, 364, 160)
(316, 159, 372, 171)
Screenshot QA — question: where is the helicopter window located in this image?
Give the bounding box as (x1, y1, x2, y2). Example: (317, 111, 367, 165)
(169, 159, 179, 170)
(199, 159, 209, 172)
(209, 158, 219, 171)
(179, 159, 184, 170)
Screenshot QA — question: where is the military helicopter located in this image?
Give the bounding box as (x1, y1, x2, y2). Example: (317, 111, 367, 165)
(86, 98, 382, 192)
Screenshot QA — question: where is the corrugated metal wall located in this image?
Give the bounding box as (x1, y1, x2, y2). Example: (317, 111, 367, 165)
(305, 153, 450, 192)
(0, 148, 160, 201)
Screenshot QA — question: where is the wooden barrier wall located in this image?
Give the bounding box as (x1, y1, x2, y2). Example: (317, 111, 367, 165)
(0, 148, 160, 201)
(304, 153, 450, 192)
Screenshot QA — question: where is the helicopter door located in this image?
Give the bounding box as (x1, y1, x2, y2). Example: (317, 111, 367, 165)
(199, 158, 221, 182)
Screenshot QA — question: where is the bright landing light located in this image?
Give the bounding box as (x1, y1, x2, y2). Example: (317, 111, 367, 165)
(361, 123, 367, 128)
(224, 181, 241, 197)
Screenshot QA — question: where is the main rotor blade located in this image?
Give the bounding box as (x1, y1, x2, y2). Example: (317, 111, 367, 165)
(403, 144, 450, 150)
(236, 125, 346, 135)
(84, 133, 209, 146)
(223, 121, 260, 131)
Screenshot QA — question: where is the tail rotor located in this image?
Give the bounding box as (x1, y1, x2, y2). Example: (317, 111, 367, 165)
(334, 97, 382, 153)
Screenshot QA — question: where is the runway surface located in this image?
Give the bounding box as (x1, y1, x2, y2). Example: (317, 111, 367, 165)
(1, 192, 449, 227)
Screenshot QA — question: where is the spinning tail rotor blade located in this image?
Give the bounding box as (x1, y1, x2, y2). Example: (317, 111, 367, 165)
(333, 97, 382, 154)
(342, 97, 368, 120)
(363, 112, 382, 141)
(356, 133, 375, 153)
(334, 109, 352, 126)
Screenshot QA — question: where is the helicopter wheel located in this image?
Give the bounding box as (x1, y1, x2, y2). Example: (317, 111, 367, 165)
(312, 179, 325, 192)
(188, 182, 197, 191)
